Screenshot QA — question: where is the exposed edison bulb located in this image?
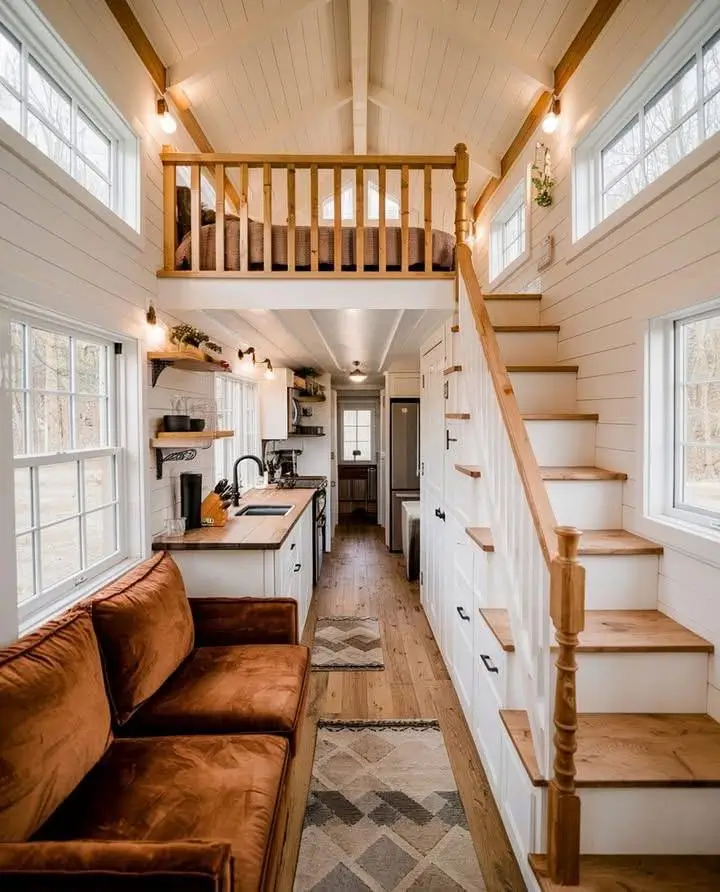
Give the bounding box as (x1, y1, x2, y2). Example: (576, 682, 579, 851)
(541, 95, 561, 134)
(145, 304, 166, 348)
(263, 359, 275, 380)
(157, 98, 177, 135)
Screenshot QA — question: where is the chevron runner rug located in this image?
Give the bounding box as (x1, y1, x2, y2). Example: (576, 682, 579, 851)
(294, 720, 485, 891)
(311, 617, 384, 671)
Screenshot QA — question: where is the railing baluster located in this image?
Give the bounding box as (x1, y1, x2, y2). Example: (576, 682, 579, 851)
(548, 526, 585, 886)
(215, 162, 225, 273)
(356, 165, 364, 273)
(333, 166, 342, 273)
(378, 164, 386, 273)
(424, 164, 432, 273)
(162, 148, 176, 272)
(263, 162, 272, 273)
(401, 163, 409, 273)
(310, 164, 319, 273)
(239, 163, 249, 272)
(287, 164, 296, 273)
(190, 164, 200, 273)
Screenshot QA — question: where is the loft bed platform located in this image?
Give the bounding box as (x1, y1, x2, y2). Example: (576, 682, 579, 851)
(159, 145, 470, 281)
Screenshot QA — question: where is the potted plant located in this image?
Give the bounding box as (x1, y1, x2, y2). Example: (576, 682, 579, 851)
(169, 323, 223, 360)
(531, 143, 555, 208)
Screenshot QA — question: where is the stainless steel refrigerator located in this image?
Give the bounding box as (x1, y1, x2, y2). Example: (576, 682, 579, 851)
(389, 399, 420, 551)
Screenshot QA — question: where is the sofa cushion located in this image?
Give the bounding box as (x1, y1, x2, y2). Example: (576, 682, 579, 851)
(123, 644, 309, 740)
(0, 609, 112, 842)
(90, 552, 194, 724)
(37, 735, 289, 892)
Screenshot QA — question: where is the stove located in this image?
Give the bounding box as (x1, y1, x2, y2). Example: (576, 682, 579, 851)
(275, 475, 327, 490)
(274, 476, 328, 583)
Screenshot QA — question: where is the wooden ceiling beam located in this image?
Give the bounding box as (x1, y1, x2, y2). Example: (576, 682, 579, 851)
(472, 0, 623, 220)
(167, 0, 331, 89)
(369, 84, 501, 177)
(349, 0, 370, 154)
(387, 0, 554, 90)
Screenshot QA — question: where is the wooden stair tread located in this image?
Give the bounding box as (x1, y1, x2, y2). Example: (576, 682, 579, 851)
(465, 527, 494, 551)
(540, 466, 628, 481)
(445, 412, 470, 420)
(579, 530, 663, 555)
(443, 365, 462, 375)
(507, 364, 579, 373)
(484, 292, 542, 301)
(501, 710, 720, 787)
(530, 853, 720, 891)
(480, 609, 712, 654)
(522, 412, 600, 421)
(455, 464, 482, 479)
(493, 324, 560, 332)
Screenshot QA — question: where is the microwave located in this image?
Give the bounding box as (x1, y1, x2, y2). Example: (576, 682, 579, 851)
(288, 389, 300, 433)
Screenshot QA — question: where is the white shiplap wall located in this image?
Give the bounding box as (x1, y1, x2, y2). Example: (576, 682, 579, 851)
(471, 0, 720, 719)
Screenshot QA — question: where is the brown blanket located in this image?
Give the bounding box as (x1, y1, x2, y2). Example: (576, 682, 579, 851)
(175, 219, 455, 271)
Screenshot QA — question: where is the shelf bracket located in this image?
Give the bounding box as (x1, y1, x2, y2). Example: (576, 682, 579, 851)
(151, 359, 174, 388)
(155, 447, 198, 480)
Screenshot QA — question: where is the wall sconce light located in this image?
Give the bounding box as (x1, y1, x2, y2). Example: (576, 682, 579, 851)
(262, 358, 275, 380)
(541, 94, 561, 134)
(157, 97, 177, 135)
(238, 346, 256, 371)
(145, 302, 166, 348)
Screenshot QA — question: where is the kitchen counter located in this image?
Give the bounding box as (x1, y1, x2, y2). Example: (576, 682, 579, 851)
(152, 486, 315, 551)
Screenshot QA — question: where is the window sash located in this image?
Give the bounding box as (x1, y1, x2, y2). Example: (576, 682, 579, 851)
(490, 182, 526, 280)
(214, 375, 260, 482)
(339, 405, 375, 462)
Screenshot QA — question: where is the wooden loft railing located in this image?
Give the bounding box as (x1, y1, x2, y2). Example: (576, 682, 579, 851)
(159, 144, 469, 278)
(457, 244, 586, 886)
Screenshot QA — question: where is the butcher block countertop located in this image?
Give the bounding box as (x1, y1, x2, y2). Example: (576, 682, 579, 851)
(152, 486, 315, 551)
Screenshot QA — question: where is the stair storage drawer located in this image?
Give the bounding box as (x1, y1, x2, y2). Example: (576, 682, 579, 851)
(475, 610, 508, 703)
(472, 663, 504, 792)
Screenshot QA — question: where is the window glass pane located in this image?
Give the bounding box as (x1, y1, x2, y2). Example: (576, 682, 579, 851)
(0, 81, 20, 131)
(76, 396, 108, 448)
(12, 392, 25, 455)
(16, 533, 35, 603)
(11, 322, 24, 387)
(84, 456, 115, 509)
(645, 114, 698, 184)
(27, 111, 71, 172)
(14, 468, 33, 532)
(38, 462, 79, 525)
(644, 60, 697, 148)
(682, 313, 720, 382)
(40, 518, 81, 589)
(602, 162, 644, 217)
(33, 392, 71, 452)
(28, 58, 71, 137)
(681, 445, 720, 513)
(76, 158, 111, 206)
(75, 340, 107, 394)
(705, 92, 720, 138)
(0, 24, 20, 91)
(703, 28, 720, 95)
(85, 506, 117, 566)
(32, 328, 70, 390)
(602, 118, 641, 187)
(76, 111, 111, 176)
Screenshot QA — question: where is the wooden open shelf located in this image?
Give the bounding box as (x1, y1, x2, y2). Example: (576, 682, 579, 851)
(148, 350, 230, 386)
(151, 430, 233, 447)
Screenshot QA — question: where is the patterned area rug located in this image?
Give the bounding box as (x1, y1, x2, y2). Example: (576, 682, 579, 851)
(312, 617, 384, 671)
(294, 720, 485, 891)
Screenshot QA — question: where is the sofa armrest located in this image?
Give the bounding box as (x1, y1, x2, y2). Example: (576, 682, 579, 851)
(0, 840, 233, 891)
(190, 597, 298, 646)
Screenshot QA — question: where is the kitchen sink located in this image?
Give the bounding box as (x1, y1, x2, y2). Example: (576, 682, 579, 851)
(235, 505, 292, 517)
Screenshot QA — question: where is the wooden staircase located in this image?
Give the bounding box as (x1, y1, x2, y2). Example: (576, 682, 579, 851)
(444, 271, 720, 889)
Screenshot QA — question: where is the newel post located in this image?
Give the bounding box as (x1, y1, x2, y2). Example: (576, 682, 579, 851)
(453, 142, 470, 246)
(547, 526, 585, 885)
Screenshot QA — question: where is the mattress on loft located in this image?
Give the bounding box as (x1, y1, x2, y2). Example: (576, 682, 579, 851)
(175, 219, 456, 271)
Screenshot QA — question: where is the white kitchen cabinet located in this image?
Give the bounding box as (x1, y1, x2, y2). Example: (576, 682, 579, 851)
(260, 367, 293, 439)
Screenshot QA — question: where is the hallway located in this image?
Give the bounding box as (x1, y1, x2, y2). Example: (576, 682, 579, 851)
(277, 523, 526, 892)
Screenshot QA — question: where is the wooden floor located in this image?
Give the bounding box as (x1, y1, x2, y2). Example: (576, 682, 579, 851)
(275, 521, 526, 892)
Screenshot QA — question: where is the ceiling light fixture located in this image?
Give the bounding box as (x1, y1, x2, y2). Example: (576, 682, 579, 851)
(263, 358, 275, 380)
(145, 302, 166, 348)
(348, 361, 367, 383)
(238, 346, 256, 372)
(157, 97, 177, 135)
(541, 94, 561, 135)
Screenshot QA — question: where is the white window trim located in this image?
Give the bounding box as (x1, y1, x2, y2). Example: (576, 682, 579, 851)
(573, 0, 720, 245)
(489, 174, 530, 287)
(214, 373, 261, 486)
(0, 0, 141, 238)
(321, 180, 401, 223)
(338, 399, 377, 464)
(643, 296, 720, 568)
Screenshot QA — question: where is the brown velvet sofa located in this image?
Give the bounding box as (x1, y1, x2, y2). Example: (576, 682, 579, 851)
(0, 553, 311, 891)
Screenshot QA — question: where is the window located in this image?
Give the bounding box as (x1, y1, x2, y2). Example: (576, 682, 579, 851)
(12, 317, 125, 615)
(321, 181, 401, 221)
(575, 1, 720, 239)
(214, 376, 260, 482)
(0, 2, 139, 228)
(489, 180, 527, 282)
(341, 407, 374, 462)
(672, 308, 720, 525)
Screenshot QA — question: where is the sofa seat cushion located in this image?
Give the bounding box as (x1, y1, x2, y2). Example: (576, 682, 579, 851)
(124, 644, 310, 739)
(37, 735, 289, 892)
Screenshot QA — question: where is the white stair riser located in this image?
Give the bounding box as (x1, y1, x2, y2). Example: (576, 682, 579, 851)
(525, 420, 596, 466)
(496, 330, 558, 364)
(583, 554, 660, 608)
(485, 299, 540, 327)
(579, 788, 720, 854)
(555, 652, 710, 713)
(546, 479, 623, 529)
(510, 372, 578, 413)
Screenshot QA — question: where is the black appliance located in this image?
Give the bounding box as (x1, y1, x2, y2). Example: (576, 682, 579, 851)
(276, 475, 327, 583)
(180, 472, 202, 530)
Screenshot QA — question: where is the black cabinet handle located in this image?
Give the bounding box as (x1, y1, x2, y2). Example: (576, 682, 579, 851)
(446, 430, 458, 450)
(438, 509, 446, 521)
(294, 563, 301, 572)
(480, 654, 499, 674)
(435, 507, 441, 518)
(290, 543, 296, 550)
(456, 606, 470, 622)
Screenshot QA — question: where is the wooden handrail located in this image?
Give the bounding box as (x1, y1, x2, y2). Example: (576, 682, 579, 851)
(457, 243, 557, 567)
(160, 151, 456, 169)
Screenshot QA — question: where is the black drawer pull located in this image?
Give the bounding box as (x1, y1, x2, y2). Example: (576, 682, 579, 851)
(294, 563, 301, 572)
(435, 507, 441, 518)
(438, 509, 446, 521)
(456, 606, 470, 622)
(480, 654, 499, 674)
(290, 543, 296, 550)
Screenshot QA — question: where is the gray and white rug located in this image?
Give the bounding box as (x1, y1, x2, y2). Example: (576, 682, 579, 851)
(311, 617, 384, 671)
(294, 720, 485, 891)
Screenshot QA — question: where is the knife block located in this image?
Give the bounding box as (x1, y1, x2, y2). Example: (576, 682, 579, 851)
(200, 492, 228, 527)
